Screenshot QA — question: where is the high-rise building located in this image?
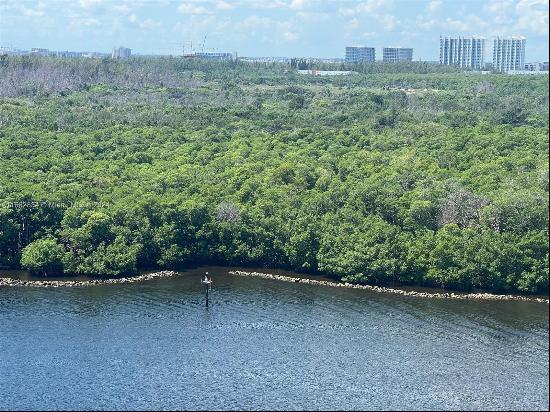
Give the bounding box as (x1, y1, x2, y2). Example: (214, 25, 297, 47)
(112, 46, 131, 59)
(492, 36, 526, 72)
(383, 47, 413, 62)
(439, 36, 485, 70)
(345, 46, 375, 63)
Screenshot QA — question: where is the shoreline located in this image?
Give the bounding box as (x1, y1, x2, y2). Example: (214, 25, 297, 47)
(229, 270, 550, 304)
(1, 268, 548, 304)
(0, 270, 178, 288)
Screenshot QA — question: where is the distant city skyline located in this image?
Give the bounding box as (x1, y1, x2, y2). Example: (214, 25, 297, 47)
(0, 0, 548, 61)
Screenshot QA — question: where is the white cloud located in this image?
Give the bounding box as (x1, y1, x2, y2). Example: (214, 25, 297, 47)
(1, 0, 548, 60)
(178, 3, 213, 14)
(139, 18, 162, 29)
(296, 11, 329, 22)
(11, 0, 48, 18)
(80, 18, 101, 26)
(515, 0, 549, 34)
(485, 0, 515, 24)
(21, 6, 45, 17)
(289, 0, 308, 10)
(348, 18, 360, 29)
(127, 13, 162, 29)
(276, 17, 302, 42)
(114, 0, 169, 5)
(486, 0, 515, 14)
(338, 7, 355, 16)
(416, 15, 436, 30)
(427, 0, 441, 14)
(79, 0, 103, 8)
(363, 0, 394, 12)
(113, 4, 132, 14)
(380, 13, 398, 30)
(250, 0, 288, 9)
(451, 14, 488, 34)
(0, 0, 17, 12)
(205, 0, 288, 10)
(339, 0, 393, 17)
(342, 17, 360, 41)
(237, 15, 273, 29)
(444, 17, 470, 32)
(283, 30, 299, 41)
(337, 0, 398, 34)
(216, 1, 235, 10)
(171, 14, 234, 49)
(481, 0, 548, 35)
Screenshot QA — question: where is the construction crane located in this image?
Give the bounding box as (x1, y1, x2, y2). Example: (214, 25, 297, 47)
(165, 42, 184, 56)
(163, 36, 217, 58)
(201, 34, 207, 53)
(182, 40, 194, 56)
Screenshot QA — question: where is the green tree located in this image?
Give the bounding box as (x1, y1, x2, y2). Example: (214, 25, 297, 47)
(21, 237, 64, 277)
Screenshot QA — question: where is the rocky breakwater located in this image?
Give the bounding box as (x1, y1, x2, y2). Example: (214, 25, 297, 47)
(229, 270, 549, 304)
(0, 271, 178, 288)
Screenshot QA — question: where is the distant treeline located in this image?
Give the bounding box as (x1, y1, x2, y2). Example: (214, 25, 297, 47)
(290, 57, 463, 74)
(0, 57, 548, 294)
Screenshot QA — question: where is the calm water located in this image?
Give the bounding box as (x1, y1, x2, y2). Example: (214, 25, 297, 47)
(0, 266, 548, 411)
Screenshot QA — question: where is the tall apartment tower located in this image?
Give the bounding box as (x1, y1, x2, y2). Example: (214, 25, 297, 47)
(112, 46, 131, 59)
(345, 46, 375, 63)
(383, 47, 413, 62)
(492, 36, 526, 72)
(439, 36, 485, 69)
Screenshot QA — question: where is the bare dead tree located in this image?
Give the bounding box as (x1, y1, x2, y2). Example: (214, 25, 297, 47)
(473, 81, 494, 94)
(216, 201, 241, 223)
(437, 183, 490, 228)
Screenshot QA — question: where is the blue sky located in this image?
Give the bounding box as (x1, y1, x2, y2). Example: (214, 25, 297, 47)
(0, 0, 548, 60)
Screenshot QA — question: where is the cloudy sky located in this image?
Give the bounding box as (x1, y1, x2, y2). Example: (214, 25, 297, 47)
(0, 0, 548, 61)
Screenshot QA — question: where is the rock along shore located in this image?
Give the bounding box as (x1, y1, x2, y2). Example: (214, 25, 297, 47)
(229, 270, 549, 304)
(0, 270, 178, 288)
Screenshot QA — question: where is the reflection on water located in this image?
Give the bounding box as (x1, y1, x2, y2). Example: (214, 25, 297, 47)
(0, 266, 548, 410)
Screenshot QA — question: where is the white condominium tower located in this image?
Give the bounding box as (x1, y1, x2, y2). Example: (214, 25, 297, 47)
(112, 46, 131, 59)
(439, 36, 486, 70)
(493, 36, 526, 72)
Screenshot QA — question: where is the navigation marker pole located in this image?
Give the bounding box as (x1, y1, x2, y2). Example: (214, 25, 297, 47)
(201, 272, 212, 307)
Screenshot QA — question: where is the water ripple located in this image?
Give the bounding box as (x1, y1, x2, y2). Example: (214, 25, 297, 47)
(0, 267, 548, 411)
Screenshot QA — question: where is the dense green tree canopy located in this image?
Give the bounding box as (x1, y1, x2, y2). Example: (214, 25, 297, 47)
(20, 237, 64, 277)
(0, 56, 548, 293)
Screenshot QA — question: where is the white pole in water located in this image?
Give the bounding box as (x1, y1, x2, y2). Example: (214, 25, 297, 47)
(202, 272, 211, 307)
